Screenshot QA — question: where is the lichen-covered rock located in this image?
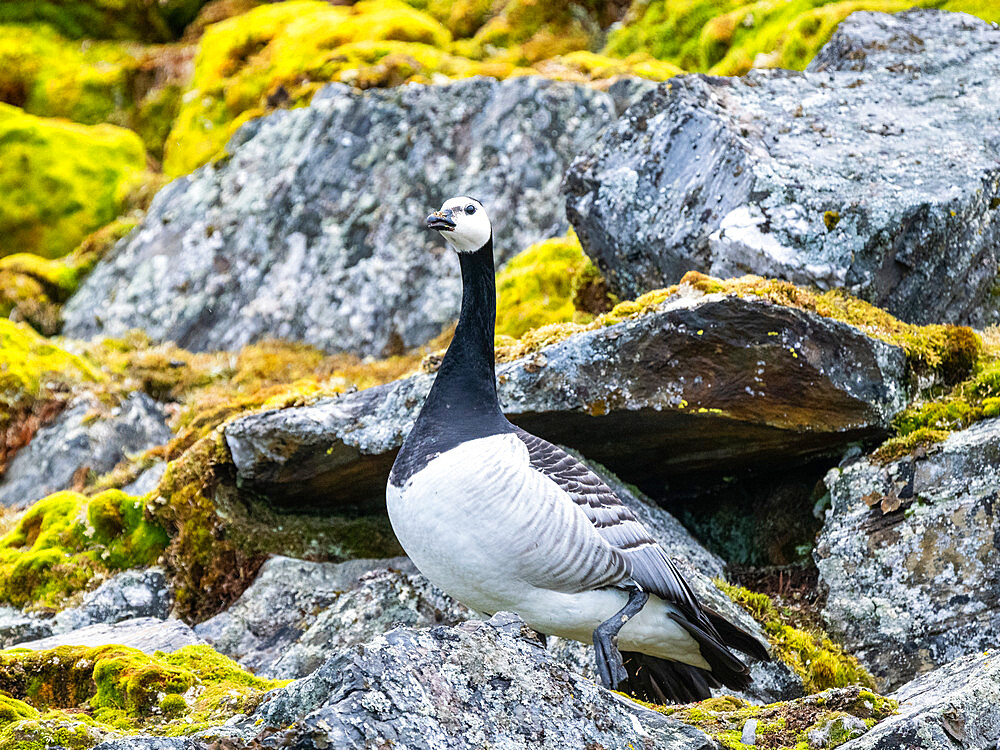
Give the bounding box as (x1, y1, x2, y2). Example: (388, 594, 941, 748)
(94, 739, 210, 750)
(195, 555, 415, 675)
(270, 567, 474, 679)
(63, 76, 617, 357)
(0, 606, 52, 649)
(0, 391, 172, 509)
(211, 612, 718, 749)
(52, 567, 171, 635)
(226, 290, 906, 506)
(566, 9, 1000, 327)
(815, 417, 1000, 690)
(0, 103, 147, 259)
(14, 616, 203, 654)
(839, 650, 1000, 750)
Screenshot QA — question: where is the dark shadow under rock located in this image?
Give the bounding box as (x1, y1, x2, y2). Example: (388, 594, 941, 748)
(226, 293, 906, 512)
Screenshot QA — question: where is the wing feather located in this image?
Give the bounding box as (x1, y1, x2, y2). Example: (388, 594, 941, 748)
(514, 429, 707, 623)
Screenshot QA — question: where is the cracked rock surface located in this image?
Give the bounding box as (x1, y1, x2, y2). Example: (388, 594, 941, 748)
(63, 77, 618, 357)
(565, 9, 1000, 327)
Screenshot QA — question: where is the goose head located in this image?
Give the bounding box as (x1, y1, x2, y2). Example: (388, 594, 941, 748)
(426, 196, 491, 253)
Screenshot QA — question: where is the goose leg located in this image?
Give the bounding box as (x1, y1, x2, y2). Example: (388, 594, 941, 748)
(593, 587, 649, 689)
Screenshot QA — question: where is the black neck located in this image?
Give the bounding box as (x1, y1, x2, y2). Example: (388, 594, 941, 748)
(421, 237, 503, 421)
(391, 236, 511, 484)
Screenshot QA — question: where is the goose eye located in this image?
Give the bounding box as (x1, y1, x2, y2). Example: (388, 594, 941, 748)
(465, 204, 476, 215)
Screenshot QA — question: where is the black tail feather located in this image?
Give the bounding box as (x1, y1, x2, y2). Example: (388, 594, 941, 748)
(702, 605, 771, 662)
(620, 651, 722, 704)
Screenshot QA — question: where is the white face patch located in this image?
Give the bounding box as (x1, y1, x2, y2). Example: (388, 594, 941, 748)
(431, 196, 492, 253)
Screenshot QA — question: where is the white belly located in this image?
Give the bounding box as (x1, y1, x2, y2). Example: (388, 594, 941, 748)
(386, 434, 708, 670)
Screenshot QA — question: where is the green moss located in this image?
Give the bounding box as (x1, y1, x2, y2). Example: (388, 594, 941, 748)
(716, 581, 875, 694)
(662, 686, 895, 749)
(0, 643, 283, 743)
(606, 0, 1000, 74)
(0, 103, 147, 259)
(0, 489, 168, 609)
(494, 232, 613, 339)
(873, 340, 1000, 460)
(0, 25, 188, 159)
(0, 0, 213, 42)
(163, 0, 459, 175)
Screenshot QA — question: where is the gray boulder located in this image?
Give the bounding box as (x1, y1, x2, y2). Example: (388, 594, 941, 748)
(0, 392, 171, 509)
(212, 612, 718, 749)
(564, 9, 1000, 327)
(269, 567, 473, 679)
(62, 76, 617, 357)
(840, 650, 1000, 750)
(52, 567, 172, 635)
(195, 555, 415, 675)
(12, 616, 203, 654)
(226, 291, 906, 507)
(0, 606, 52, 649)
(815, 417, 1000, 690)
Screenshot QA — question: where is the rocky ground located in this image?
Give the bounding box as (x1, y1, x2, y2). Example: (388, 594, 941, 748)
(1, 3, 999, 750)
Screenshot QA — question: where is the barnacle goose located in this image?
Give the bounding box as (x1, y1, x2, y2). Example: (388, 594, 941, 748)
(386, 196, 769, 703)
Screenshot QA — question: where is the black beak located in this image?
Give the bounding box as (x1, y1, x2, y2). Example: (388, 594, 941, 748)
(426, 210, 456, 231)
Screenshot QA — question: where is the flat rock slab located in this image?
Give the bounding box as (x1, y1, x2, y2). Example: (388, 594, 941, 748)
(210, 612, 719, 749)
(565, 9, 1000, 326)
(62, 77, 618, 357)
(841, 650, 1000, 749)
(10, 617, 203, 654)
(0, 392, 171, 509)
(226, 292, 906, 506)
(815, 417, 1000, 690)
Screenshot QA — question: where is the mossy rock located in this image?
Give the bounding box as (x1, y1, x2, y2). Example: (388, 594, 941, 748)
(0, 489, 168, 609)
(494, 232, 613, 339)
(717, 581, 875, 694)
(163, 0, 457, 175)
(0, 216, 139, 334)
(605, 0, 1000, 74)
(0, 643, 282, 742)
(0, 0, 213, 42)
(663, 684, 896, 749)
(0, 103, 147, 259)
(0, 24, 187, 160)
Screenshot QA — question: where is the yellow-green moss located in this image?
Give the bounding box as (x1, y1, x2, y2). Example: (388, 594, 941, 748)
(494, 232, 614, 338)
(0, 318, 99, 406)
(716, 581, 875, 694)
(0, 489, 168, 609)
(873, 333, 1000, 460)
(0, 0, 212, 42)
(459, 0, 613, 65)
(660, 686, 896, 750)
(606, 0, 1000, 75)
(0, 643, 283, 743)
(163, 0, 458, 174)
(0, 103, 147, 259)
(533, 50, 683, 82)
